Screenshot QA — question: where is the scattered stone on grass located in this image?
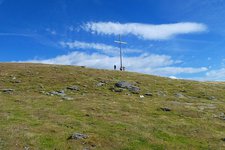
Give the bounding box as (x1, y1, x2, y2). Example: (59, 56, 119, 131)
(62, 96, 74, 101)
(145, 92, 153, 96)
(157, 91, 167, 97)
(161, 107, 171, 112)
(140, 95, 144, 98)
(96, 82, 105, 87)
(128, 86, 140, 94)
(109, 87, 123, 93)
(67, 86, 79, 91)
(175, 93, 185, 98)
(208, 96, 216, 100)
(10, 80, 21, 83)
(219, 113, 225, 120)
(115, 81, 133, 88)
(1, 89, 14, 94)
(67, 133, 88, 140)
(115, 81, 140, 94)
(24, 146, 30, 150)
(48, 90, 66, 96)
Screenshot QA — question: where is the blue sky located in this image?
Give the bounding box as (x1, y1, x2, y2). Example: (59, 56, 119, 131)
(1, 0, 225, 81)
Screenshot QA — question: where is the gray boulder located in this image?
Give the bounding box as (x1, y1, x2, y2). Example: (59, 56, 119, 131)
(128, 86, 140, 94)
(67, 86, 79, 91)
(157, 91, 167, 97)
(145, 92, 153, 96)
(67, 133, 88, 140)
(62, 96, 73, 101)
(208, 96, 216, 100)
(115, 81, 140, 94)
(115, 81, 133, 88)
(1, 89, 14, 93)
(175, 93, 185, 98)
(160, 107, 171, 112)
(48, 90, 66, 96)
(96, 82, 105, 87)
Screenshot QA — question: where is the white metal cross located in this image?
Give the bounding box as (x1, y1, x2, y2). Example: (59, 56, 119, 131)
(114, 35, 127, 71)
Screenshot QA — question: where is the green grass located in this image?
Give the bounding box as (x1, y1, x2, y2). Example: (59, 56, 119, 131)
(0, 63, 224, 150)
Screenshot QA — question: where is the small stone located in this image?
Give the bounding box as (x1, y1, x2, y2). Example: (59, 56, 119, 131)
(140, 95, 144, 98)
(67, 86, 79, 91)
(161, 107, 171, 112)
(219, 113, 225, 120)
(24, 146, 30, 150)
(96, 82, 105, 87)
(145, 92, 153, 96)
(109, 87, 123, 93)
(157, 91, 166, 97)
(67, 133, 88, 140)
(175, 93, 185, 98)
(1, 89, 14, 93)
(48, 90, 66, 96)
(208, 96, 216, 100)
(114, 88, 123, 93)
(62, 97, 73, 101)
(128, 86, 140, 94)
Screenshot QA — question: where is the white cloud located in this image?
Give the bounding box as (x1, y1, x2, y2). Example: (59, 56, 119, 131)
(83, 22, 207, 40)
(60, 41, 142, 55)
(26, 51, 207, 76)
(149, 67, 208, 75)
(204, 68, 225, 81)
(46, 28, 57, 35)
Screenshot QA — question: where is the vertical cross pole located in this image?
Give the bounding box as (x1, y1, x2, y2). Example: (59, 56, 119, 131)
(115, 35, 127, 71)
(119, 35, 122, 71)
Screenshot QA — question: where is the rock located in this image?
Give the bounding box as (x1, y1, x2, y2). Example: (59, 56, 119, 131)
(24, 146, 30, 150)
(96, 82, 105, 87)
(180, 89, 187, 93)
(219, 113, 225, 120)
(115, 81, 133, 88)
(48, 90, 66, 96)
(115, 81, 140, 94)
(208, 96, 216, 100)
(11, 80, 21, 83)
(62, 96, 73, 101)
(67, 133, 88, 140)
(128, 86, 140, 94)
(145, 92, 153, 96)
(109, 87, 123, 93)
(157, 91, 166, 97)
(140, 95, 144, 98)
(221, 138, 225, 141)
(67, 86, 79, 91)
(1, 89, 14, 93)
(175, 93, 185, 98)
(160, 107, 171, 112)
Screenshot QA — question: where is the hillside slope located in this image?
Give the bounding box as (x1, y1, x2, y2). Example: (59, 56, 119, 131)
(0, 63, 224, 150)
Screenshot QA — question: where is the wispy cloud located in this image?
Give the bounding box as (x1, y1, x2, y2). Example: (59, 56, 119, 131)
(204, 68, 225, 81)
(83, 22, 207, 40)
(149, 67, 208, 75)
(60, 41, 142, 55)
(0, 33, 32, 37)
(24, 51, 207, 76)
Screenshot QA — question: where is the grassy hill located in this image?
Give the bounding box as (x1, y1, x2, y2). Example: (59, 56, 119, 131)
(0, 63, 224, 150)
